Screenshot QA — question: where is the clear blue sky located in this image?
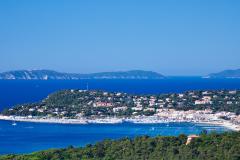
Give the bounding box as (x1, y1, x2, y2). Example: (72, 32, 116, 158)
(0, 0, 240, 76)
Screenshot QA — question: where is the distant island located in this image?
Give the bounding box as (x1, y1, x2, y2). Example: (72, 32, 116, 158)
(0, 70, 165, 80)
(206, 69, 240, 78)
(3, 69, 240, 80)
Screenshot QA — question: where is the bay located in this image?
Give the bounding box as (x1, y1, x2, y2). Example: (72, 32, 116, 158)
(0, 120, 229, 154)
(0, 78, 239, 154)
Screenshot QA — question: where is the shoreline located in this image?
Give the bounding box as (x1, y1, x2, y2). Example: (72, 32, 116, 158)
(0, 115, 239, 131)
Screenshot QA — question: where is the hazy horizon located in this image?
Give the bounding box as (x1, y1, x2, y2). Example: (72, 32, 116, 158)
(0, 68, 239, 77)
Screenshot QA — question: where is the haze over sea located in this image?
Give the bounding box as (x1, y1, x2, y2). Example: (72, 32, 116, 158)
(1, 77, 240, 154)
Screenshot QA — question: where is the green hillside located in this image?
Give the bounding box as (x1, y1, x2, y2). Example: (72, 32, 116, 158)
(1, 131, 240, 160)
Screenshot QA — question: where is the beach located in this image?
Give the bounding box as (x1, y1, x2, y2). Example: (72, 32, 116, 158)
(0, 115, 239, 131)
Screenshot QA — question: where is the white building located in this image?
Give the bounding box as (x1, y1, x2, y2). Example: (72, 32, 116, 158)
(113, 107, 128, 113)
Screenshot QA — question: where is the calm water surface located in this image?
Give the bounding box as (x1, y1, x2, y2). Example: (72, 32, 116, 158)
(0, 78, 239, 154)
(0, 120, 230, 154)
(1, 78, 240, 109)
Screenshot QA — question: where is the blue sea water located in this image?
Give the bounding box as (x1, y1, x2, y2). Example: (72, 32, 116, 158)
(0, 78, 239, 154)
(1, 77, 240, 109)
(0, 120, 230, 155)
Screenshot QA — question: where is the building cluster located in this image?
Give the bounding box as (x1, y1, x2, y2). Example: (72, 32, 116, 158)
(3, 90, 240, 123)
(154, 108, 240, 125)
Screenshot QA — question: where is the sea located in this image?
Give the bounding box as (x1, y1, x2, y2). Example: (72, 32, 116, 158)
(1, 77, 240, 154)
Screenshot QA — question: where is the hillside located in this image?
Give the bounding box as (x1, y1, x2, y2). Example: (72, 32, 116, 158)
(1, 132, 240, 160)
(0, 70, 164, 80)
(2, 90, 240, 118)
(207, 69, 240, 78)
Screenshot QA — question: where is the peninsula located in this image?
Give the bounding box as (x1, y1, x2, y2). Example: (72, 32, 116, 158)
(1, 90, 240, 131)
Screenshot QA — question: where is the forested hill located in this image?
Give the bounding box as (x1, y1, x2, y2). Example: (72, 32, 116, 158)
(1, 131, 240, 160)
(2, 90, 240, 118)
(207, 69, 240, 78)
(0, 70, 164, 80)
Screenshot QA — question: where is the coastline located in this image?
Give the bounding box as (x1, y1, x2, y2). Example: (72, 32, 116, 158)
(1, 115, 239, 131)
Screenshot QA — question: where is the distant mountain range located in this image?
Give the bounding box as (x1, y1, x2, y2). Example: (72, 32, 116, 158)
(207, 69, 240, 78)
(1, 69, 240, 80)
(0, 70, 165, 80)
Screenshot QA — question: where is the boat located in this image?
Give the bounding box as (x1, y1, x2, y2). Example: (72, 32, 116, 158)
(150, 127, 155, 131)
(12, 121, 17, 126)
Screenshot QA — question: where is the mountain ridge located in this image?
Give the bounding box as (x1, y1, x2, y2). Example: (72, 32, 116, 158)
(207, 69, 240, 78)
(0, 70, 165, 80)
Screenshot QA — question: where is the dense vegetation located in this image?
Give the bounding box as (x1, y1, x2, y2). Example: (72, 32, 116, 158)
(1, 131, 240, 160)
(2, 90, 240, 118)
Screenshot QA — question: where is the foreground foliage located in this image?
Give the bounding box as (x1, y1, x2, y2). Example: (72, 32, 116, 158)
(1, 131, 240, 160)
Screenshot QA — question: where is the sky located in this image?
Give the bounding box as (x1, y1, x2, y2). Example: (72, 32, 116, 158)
(0, 0, 240, 76)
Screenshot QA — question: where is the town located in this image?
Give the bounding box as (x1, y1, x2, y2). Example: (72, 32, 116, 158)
(1, 90, 240, 130)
